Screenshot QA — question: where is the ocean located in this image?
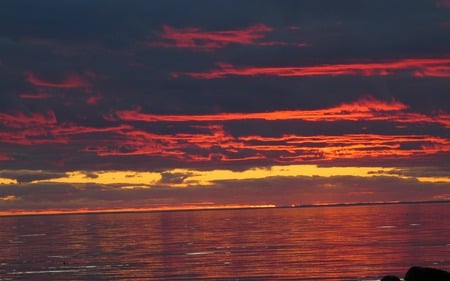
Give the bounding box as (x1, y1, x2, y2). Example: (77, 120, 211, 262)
(1, 203, 449, 281)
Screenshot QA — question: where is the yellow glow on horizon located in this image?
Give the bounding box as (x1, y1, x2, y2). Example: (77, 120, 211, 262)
(22, 165, 449, 188)
(417, 176, 450, 183)
(179, 165, 393, 186)
(29, 165, 392, 187)
(0, 204, 277, 217)
(32, 171, 161, 185)
(120, 185, 152, 190)
(0, 177, 18, 184)
(0, 195, 17, 201)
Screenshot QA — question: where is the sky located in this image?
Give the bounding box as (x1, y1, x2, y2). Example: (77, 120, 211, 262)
(1, 0, 449, 214)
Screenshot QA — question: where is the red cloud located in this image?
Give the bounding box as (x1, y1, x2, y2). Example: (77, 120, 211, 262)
(25, 72, 91, 90)
(19, 93, 53, 99)
(0, 111, 60, 145)
(87, 95, 103, 105)
(0, 153, 12, 161)
(0, 111, 57, 128)
(113, 96, 450, 128)
(84, 97, 450, 163)
(436, 0, 450, 7)
(0, 110, 132, 146)
(240, 134, 450, 162)
(175, 58, 450, 78)
(2, 97, 449, 166)
(146, 24, 304, 51)
(83, 124, 450, 164)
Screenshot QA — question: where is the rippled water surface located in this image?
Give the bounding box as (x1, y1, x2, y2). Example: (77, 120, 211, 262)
(1, 203, 449, 280)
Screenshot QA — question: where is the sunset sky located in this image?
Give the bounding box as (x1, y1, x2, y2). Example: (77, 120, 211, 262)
(1, 0, 449, 214)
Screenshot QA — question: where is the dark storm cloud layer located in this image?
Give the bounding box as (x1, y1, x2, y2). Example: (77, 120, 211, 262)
(1, 176, 450, 211)
(0, 170, 66, 183)
(0, 1, 449, 212)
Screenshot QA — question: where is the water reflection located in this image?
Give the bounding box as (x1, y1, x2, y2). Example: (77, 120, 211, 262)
(0, 203, 449, 280)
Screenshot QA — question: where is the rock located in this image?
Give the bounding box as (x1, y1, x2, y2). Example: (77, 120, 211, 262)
(404, 266, 450, 281)
(381, 275, 401, 281)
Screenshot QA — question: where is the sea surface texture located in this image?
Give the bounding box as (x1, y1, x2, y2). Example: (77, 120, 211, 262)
(1, 203, 449, 281)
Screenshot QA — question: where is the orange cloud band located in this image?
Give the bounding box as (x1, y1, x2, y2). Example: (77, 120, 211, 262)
(25, 72, 91, 90)
(146, 24, 287, 51)
(175, 58, 450, 78)
(114, 96, 450, 128)
(2, 97, 449, 164)
(84, 128, 450, 163)
(146, 24, 307, 51)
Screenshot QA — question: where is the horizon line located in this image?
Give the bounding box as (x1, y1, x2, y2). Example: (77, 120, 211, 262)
(1, 200, 450, 218)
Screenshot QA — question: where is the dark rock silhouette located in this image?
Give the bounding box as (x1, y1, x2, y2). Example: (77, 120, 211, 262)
(404, 266, 450, 281)
(381, 275, 401, 281)
(381, 266, 450, 281)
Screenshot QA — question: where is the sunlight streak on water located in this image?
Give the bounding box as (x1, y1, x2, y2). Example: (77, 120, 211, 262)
(0, 203, 449, 280)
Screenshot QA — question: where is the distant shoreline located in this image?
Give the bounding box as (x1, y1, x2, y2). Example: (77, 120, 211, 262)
(1, 200, 450, 218)
(279, 199, 450, 209)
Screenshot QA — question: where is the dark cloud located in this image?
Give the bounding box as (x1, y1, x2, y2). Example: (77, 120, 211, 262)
(1, 0, 449, 117)
(159, 171, 192, 185)
(83, 171, 99, 179)
(380, 166, 450, 178)
(210, 175, 450, 205)
(1, 175, 450, 211)
(0, 170, 66, 183)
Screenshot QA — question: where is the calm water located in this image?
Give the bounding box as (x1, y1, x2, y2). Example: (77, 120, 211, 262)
(1, 203, 449, 281)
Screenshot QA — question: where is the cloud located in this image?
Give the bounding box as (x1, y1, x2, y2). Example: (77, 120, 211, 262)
(86, 95, 103, 105)
(2, 173, 450, 212)
(0, 110, 132, 145)
(175, 58, 450, 78)
(159, 171, 193, 185)
(0, 181, 175, 211)
(375, 166, 450, 182)
(113, 96, 450, 127)
(145, 24, 306, 52)
(31, 170, 161, 186)
(436, 0, 450, 8)
(0, 182, 79, 202)
(0, 1, 449, 215)
(83, 171, 99, 179)
(25, 72, 91, 90)
(0, 111, 57, 128)
(1, 96, 448, 170)
(0, 169, 67, 183)
(87, 97, 450, 165)
(223, 175, 450, 204)
(19, 92, 53, 99)
(86, 118, 450, 164)
(0, 153, 12, 161)
(0, 195, 16, 201)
